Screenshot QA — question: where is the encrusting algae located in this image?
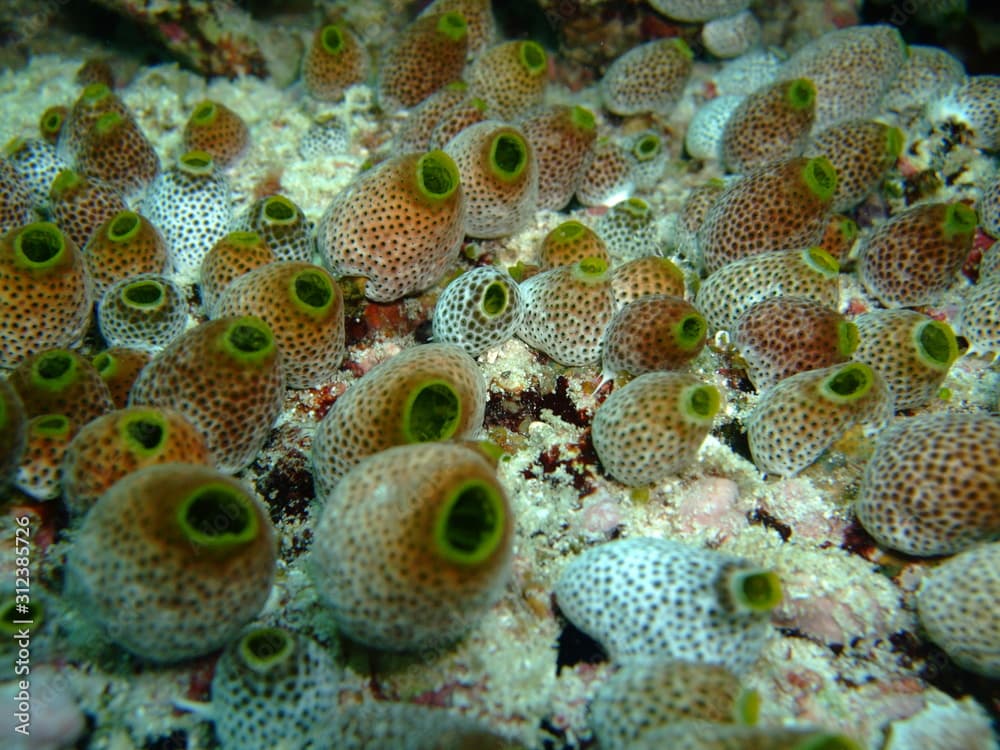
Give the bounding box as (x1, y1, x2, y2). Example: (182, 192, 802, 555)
(0, 1, 998, 749)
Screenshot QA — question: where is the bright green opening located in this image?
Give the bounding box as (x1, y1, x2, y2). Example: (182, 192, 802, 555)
(15, 223, 65, 268)
(80, 82, 111, 104)
(40, 107, 65, 137)
(838, 216, 858, 243)
(551, 220, 585, 243)
(33, 414, 71, 437)
(94, 111, 123, 136)
(481, 280, 508, 317)
(735, 689, 760, 726)
(122, 412, 167, 456)
(785, 78, 816, 110)
(33, 351, 76, 391)
(436, 12, 468, 42)
(222, 317, 276, 365)
(402, 379, 461, 443)
(681, 383, 721, 423)
(122, 280, 165, 308)
(433, 478, 506, 565)
(942, 202, 977, 240)
(262, 195, 297, 224)
(820, 362, 874, 403)
(226, 230, 262, 246)
(417, 150, 460, 200)
(320, 25, 345, 55)
(191, 100, 218, 124)
(519, 41, 547, 75)
(178, 150, 214, 175)
(671, 37, 694, 60)
(571, 105, 595, 131)
(50, 169, 82, 199)
(803, 246, 840, 277)
(92, 351, 113, 375)
(675, 313, 706, 350)
(239, 626, 294, 669)
(915, 319, 958, 369)
(177, 482, 258, 549)
(837, 320, 860, 357)
(292, 269, 333, 312)
(729, 568, 782, 612)
(576, 255, 608, 277)
(802, 156, 837, 202)
(620, 197, 650, 218)
(632, 133, 661, 162)
(885, 125, 905, 159)
(490, 132, 527, 181)
(108, 211, 141, 242)
(793, 734, 862, 750)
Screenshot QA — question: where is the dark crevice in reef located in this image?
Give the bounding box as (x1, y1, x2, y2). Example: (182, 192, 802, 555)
(889, 630, 1000, 728)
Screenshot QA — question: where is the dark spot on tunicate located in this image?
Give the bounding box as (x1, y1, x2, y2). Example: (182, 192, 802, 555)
(748, 507, 792, 542)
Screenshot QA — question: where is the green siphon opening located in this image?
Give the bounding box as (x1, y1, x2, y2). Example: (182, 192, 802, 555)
(320, 25, 345, 55)
(122, 280, 165, 308)
(682, 383, 720, 422)
(92, 351, 113, 374)
(729, 568, 783, 612)
(417, 150, 459, 200)
(403, 380, 461, 443)
(676, 314, 706, 349)
(80, 82, 111, 104)
(837, 320, 860, 357)
(915, 319, 958, 369)
(735, 689, 761, 726)
(15, 223, 65, 267)
(123, 413, 166, 454)
(551, 220, 585, 243)
(40, 108, 65, 136)
(942, 202, 977, 240)
(433, 479, 506, 565)
(178, 483, 258, 549)
(577, 255, 608, 277)
(793, 734, 863, 750)
(802, 246, 840, 277)
(620, 197, 649, 218)
(838, 216, 858, 243)
(632, 133, 661, 161)
(571, 105, 595, 131)
(490, 133, 527, 181)
(34, 351, 74, 385)
(262, 195, 297, 224)
(436, 12, 468, 41)
(94, 111, 123, 136)
(292, 270, 333, 311)
(49, 169, 82, 199)
(785, 78, 816, 110)
(821, 363, 873, 402)
(191, 100, 218, 124)
(240, 626, 294, 669)
(33, 414, 71, 436)
(519, 41, 547, 74)
(802, 156, 837, 201)
(226, 320, 273, 355)
(885, 125, 905, 159)
(178, 150, 214, 175)
(108, 211, 140, 242)
(481, 280, 508, 317)
(671, 37, 694, 60)
(226, 230, 262, 245)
